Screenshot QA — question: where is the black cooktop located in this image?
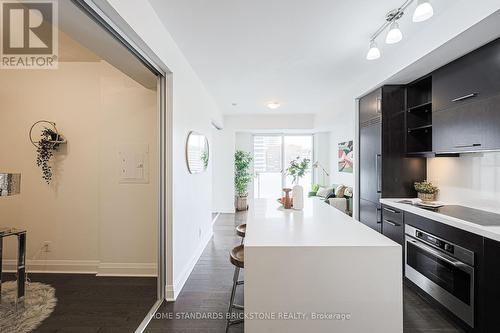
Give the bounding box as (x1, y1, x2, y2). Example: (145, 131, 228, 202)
(430, 205, 500, 227)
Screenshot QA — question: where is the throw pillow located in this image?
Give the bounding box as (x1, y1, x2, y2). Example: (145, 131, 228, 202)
(344, 187, 353, 197)
(335, 185, 346, 198)
(326, 192, 336, 200)
(316, 186, 333, 198)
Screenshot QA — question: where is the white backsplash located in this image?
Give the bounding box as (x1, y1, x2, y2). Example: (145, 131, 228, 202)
(427, 152, 500, 214)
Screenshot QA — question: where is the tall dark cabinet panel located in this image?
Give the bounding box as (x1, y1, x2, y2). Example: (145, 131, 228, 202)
(359, 86, 426, 232)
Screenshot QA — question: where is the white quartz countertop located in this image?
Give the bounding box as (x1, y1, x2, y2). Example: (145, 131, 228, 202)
(380, 198, 500, 242)
(245, 198, 398, 247)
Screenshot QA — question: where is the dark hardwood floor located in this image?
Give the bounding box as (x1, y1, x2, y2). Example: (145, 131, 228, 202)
(146, 211, 465, 333)
(2, 272, 156, 332)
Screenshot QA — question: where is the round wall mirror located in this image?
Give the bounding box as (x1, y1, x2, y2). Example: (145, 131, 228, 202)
(186, 131, 209, 174)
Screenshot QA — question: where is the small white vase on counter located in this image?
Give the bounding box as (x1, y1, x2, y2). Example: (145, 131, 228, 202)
(292, 184, 304, 210)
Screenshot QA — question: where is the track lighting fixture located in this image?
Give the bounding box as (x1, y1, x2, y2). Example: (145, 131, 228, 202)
(365, 0, 434, 60)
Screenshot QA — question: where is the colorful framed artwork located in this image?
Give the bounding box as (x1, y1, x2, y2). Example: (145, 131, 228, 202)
(338, 141, 353, 173)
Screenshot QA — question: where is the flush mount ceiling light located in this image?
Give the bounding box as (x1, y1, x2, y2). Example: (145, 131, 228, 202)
(266, 101, 281, 110)
(413, 0, 434, 22)
(365, 0, 435, 60)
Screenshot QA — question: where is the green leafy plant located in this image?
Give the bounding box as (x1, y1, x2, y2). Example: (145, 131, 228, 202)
(414, 181, 439, 194)
(234, 150, 253, 197)
(36, 128, 61, 184)
(286, 156, 311, 185)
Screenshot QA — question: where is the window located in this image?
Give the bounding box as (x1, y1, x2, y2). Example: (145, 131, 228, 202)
(253, 135, 313, 199)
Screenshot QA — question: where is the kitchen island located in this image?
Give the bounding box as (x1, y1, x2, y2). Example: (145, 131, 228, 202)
(244, 198, 402, 333)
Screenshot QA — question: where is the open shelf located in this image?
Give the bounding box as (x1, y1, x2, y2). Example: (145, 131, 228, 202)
(406, 76, 433, 154)
(408, 124, 432, 133)
(408, 101, 432, 113)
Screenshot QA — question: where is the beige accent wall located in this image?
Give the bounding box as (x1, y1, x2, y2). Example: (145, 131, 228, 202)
(0, 61, 157, 276)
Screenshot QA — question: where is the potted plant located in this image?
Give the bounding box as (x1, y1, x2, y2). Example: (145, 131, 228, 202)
(36, 128, 63, 184)
(234, 150, 253, 211)
(286, 157, 311, 185)
(414, 181, 439, 202)
(285, 157, 310, 210)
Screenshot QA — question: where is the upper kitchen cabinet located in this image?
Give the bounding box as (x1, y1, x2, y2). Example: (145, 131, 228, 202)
(432, 38, 500, 113)
(432, 37, 500, 153)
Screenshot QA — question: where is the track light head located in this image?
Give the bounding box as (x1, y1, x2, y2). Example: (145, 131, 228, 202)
(366, 40, 381, 60)
(413, 0, 434, 22)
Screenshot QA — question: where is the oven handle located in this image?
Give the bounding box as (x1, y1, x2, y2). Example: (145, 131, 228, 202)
(407, 237, 473, 273)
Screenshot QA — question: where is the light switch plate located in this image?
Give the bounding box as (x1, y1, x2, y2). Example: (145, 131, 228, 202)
(118, 144, 149, 184)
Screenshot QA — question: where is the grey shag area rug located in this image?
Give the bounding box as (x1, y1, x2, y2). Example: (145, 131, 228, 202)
(0, 281, 57, 333)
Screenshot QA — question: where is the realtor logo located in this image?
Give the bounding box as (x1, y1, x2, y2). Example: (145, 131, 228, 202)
(0, 0, 58, 69)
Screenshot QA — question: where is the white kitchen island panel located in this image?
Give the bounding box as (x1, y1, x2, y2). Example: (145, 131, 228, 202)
(244, 198, 403, 333)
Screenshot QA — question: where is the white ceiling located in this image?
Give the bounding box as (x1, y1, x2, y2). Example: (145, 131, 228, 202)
(148, 0, 500, 116)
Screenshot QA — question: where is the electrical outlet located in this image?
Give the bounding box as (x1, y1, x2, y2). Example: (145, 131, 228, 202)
(43, 241, 52, 252)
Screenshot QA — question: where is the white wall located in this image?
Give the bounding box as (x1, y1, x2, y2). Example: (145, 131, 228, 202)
(427, 152, 500, 214)
(313, 132, 330, 186)
(212, 126, 235, 213)
(105, 0, 223, 299)
(0, 61, 157, 276)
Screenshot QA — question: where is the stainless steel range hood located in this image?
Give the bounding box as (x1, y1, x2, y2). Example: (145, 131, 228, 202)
(0, 173, 21, 196)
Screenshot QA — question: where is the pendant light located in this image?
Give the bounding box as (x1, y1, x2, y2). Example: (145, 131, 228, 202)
(365, 0, 436, 60)
(385, 21, 403, 44)
(366, 41, 381, 60)
(413, 0, 434, 22)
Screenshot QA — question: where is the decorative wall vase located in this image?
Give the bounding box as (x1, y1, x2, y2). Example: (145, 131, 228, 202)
(292, 185, 304, 210)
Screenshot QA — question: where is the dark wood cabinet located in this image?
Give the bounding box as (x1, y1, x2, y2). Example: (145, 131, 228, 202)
(431, 37, 500, 153)
(433, 92, 500, 153)
(432, 38, 500, 113)
(481, 238, 500, 332)
(381, 205, 404, 245)
(433, 99, 486, 153)
(359, 199, 381, 233)
(358, 86, 426, 232)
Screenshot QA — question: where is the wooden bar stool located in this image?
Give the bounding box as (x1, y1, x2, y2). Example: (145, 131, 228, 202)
(226, 244, 244, 332)
(236, 223, 246, 244)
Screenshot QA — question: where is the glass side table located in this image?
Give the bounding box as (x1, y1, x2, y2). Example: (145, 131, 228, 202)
(0, 227, 26, 308)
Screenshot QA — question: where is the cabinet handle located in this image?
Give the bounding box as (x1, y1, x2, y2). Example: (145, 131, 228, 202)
(454, 143, 481, 148)
(375, 154, 382, 193)
(452, 93, 478, 102)
(383, 207, 399, 214)
(384, 219, 400, 227)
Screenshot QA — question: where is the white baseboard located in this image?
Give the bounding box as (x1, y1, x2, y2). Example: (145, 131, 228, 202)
(166, 229, 214, 301)
(1, 259, 99, 274)
(97, 262, 157, 277)
(1, 259, 157, 277)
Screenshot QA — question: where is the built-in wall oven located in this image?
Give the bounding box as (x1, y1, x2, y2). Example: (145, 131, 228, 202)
(405, 225, 475, 327)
